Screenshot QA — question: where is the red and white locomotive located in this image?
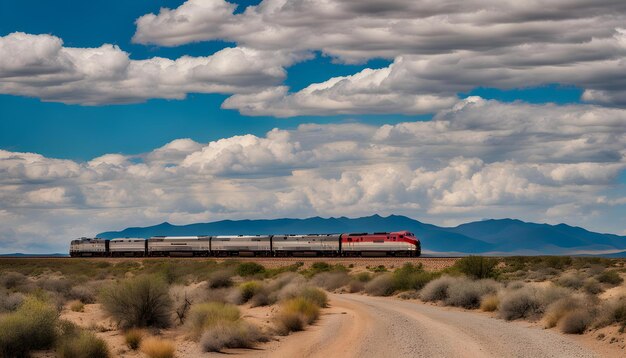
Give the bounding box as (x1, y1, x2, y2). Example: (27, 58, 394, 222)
(69, 231, 421, 257)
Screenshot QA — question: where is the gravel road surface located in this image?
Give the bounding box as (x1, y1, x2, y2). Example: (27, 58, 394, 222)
(252, 293, 601, 358)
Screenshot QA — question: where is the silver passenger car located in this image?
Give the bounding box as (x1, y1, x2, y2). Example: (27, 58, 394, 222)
(147, 236, 210, 256)
(69, 237, 108, 257)
(272, 234, 341, 256)
(211, 235, 271, 256)
(109, 238, 147, 256)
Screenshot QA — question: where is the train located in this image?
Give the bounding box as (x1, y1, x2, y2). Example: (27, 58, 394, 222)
(69, 231, 421, 257)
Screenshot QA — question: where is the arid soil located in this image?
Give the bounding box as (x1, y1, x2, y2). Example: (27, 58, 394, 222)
(210, 294, 621, 358)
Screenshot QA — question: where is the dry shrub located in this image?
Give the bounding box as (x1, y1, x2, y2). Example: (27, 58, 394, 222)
(274, 297, 320, 335)
(348, 280, 365, 293)
(0, 272, 27, 289)
(506, 281, 525, 290)
(559, 309, 593, 334)
(207, 270, 234, 289)
(445, 279, 500, 309)
(480, 294, 499, 312)
(364, 274, 394, 296)
(454, 256, 498, 279)
(186, 302, 240, 339)
(595, 297, 626, 328)
(300, 287, 328, 308)
(69, 300, 84, 312)
(0, 291, 25, 312)
(582, 278, 603, 295)
(0, 297, 58, 357)
(556, 272, 584, 289)
(420, 276, 460, 302)
(596, 270, 623, 286)
(499, 286, 543, 320)
(99, 275, 172, 328)
(38, 277, 73, 296)
(499, 284, 572, 321)
(239, 281, 263, 303)
(398, 290, 420, 300)
(544, 296, 583, 328)
(200, 320, 267, 352)
(140, 337, 175, 358)
(124, 328, 144, 350)
(69, 285, 96, 304)
(56, 330, 109, 358)
(311, 272, 351, 291)
(169, 285, 193, 324)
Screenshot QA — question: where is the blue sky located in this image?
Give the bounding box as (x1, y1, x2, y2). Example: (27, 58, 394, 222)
(0, 1, 586, 160)
(0, 0, 624, 252)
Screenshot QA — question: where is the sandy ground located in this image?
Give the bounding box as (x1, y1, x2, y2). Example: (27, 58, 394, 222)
(57, 292, 625, 358)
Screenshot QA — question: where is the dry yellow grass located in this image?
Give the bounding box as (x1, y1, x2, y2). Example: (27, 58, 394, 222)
(140, 337, 175, 358)
(480, 294, 499, 312)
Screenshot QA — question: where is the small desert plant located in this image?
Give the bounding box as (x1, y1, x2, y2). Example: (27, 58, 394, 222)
(0, 291, 25, 312)
(186, 302, 240, 339)
(499, 286, 543, 320)
(236, 262, 266, 277)
(420, 276, 459, 302)
(140, 337, 175, 358)
(355, 272, 372, 282)
(480, 294, 499, 312)
(348, 280, 365, 293)
(398, 290, 420, 300)
(595, 297, 626, 328)
(559, 309, 592, 334)
(311, 272, 351, 290)
(454, 256, 499, 279)
(0, 297, 58, 357)
(0, 272, 27, 289)
(200, 320, 267, 352)
(364, 274, 395, 296)
(99, 275, 172, 328)
(445, 279, 500, 309)
(582, 278, 603, 294)
(69, 300, 85, 312)
(273, 297, 320, 335)
(556, 272, 584, 289)
(392, 263, 438, 291)
(300, 287, 328, 308)
(207, 270, 234, 288)
(239, 281, 263, 303)
(170, 285, 193, 324)
(69, 285, 96, 304)
(596, 270, 623, 286)
(56, 330, 110, 358)
(124, 328, 144, 350)
(543, 296, 582, 328)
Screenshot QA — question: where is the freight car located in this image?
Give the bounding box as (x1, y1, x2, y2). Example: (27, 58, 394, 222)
(69, 231, 420, 257)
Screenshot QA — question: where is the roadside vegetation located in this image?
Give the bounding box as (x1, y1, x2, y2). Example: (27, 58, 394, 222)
(0, 256, 624, 356)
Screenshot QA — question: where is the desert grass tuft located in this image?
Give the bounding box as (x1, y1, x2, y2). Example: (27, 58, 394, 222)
(56, 330, 109, 358)
(140, 337, 175, 358)
(186, 302, 240, 339)
(124, 328, 145, 350)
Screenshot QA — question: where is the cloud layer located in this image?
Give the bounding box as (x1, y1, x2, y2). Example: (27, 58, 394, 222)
(1, 1, 625, 112)
(1, 98, 624, 252)
(0, 32, 303, 104)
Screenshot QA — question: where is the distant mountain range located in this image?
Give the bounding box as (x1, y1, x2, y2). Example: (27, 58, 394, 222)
(97, 215, 626, 256)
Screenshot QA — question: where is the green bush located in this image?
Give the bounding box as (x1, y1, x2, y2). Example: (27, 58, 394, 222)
(236, 262, 266, 277)
(0, 297, 58, 357)
(99, 275, 172, 328)
(392, 263, 438, 291)
(454, 256, 499, 279)
(56, 331, 109, 358)
(596, 270, 623, 285)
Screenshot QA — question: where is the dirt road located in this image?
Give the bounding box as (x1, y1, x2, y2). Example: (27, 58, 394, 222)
(242, 293, 603, 358)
